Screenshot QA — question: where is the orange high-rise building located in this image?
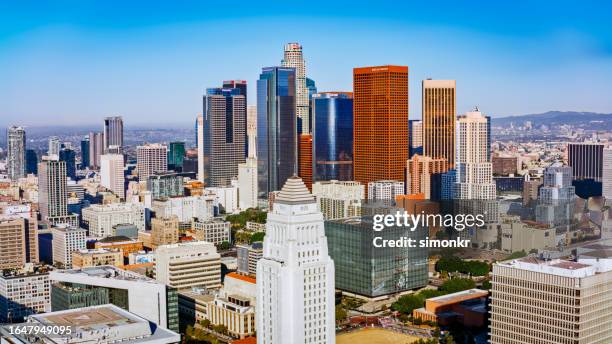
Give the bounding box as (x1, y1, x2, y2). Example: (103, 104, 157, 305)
(298, 134, 313, 191)
(422, 79, 456, 168)
(353, 65, 409, 193)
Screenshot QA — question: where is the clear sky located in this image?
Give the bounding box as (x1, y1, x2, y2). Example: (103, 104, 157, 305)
(1, 1, 611, 126)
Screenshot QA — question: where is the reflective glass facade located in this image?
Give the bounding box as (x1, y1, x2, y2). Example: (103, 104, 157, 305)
(257, 67, 296, 198)
(312, 93, 353, 181)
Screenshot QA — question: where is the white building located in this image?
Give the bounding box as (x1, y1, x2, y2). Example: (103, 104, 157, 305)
(192, 219, 231, 245)
(100, 153, 125, 199)
(256, 176, 335, 344)
(239, 109, 258, 210)
(281, 43, 309, 134)
(206, 272, 257, 339)
(312, 180, 364, 220)
(155, 241, 221, 290)
(0, 266, 51, 323)
(367, 180, 404, 201)
(82, 203, 145, 238)
(207, 184, 238, 214)
(137, 143, 167, 181)
(603, 148, 612, 201)
(52, 226, 86, 268)
(151, 195, 215, 224)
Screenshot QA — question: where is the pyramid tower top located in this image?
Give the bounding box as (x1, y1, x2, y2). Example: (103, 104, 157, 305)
(274, 175, 316, 205)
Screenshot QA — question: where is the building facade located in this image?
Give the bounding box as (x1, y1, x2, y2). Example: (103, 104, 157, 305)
(422, 79, 456, 168)
(100, 153, 125, 199)
(0, 268, 51, 323)
(103, 116, 124, 152)
(367, 180, 404, 201)
(311, 180, 364, 220)
(7, 126, 26, 180)
(52, 226, 86, 268)
(155, 241, 221, 290)
(137, 144, 168, 182)
(0, 217, 38, 269)
(405, 154, 449, 199)
(82, 203, 145, 237)
(281, 43, 309, 134)
(192, 219, 231, 245)
(567, 142, 604, 181)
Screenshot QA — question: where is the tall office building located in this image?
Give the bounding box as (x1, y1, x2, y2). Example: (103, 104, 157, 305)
(201, 86, 246, 187)
(100, 153, 125, 199)
(38, 159, 68, 220)
(137, 143, 167, 182)
(7, 126, 26, 180)
(196, 114, 204, 181)
(567, 142, 604, 181)
(48, 136, 60, 157)
(281, 43, 309, 134)
(311, 92, 353, 181)
(80, 137, 90, 169)
(353, 66, 409, 195)
(298, 134, 313, 191)
(422, 79, 456, 167)
(256, 176, 335, 344)
(603, 148, 612, 200)
(52, 226, 87, 268)
(88, 132, 104, 169)
(25, 149, 38, 175)
(405, 155, 449, 198)
(408, 120, 423, 157)
(257, 66, 297, 197)
(490, 257, 612, 344)
(238, 107, 258, 210)
(167, 141, 185, 171)
(223, 80, 248, 157)
(103, 116, 124, 153)
(59, 146, 76, 180)
(0, 217, 38, 269)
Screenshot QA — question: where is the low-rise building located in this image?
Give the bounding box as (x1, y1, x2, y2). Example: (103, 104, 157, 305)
(192, 219, 231, 245)
(413, 289, 488, 327)
(206, 272, 256, 339)
(236, 242, 263, 276)
(500, 216, 556, 253)
(151, 216, 179, 249)
(82, 203, 145, 238)
(0, 265, 51, 323)
(71, 248, 123, 268)
(155, 241, 221, 290)
(94, 235, 144, 257)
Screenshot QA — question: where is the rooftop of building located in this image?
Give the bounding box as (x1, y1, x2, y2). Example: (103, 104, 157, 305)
(226, 272, 256, 284)
(274, 175, 316, 205)
(426, 288, 488, 305)
(50, 265, 158, 284)
(97, 235, 138, 243)
(178, 287, 216, 302)
(1, 264, 51, 279)
(498, 257, 611, 277)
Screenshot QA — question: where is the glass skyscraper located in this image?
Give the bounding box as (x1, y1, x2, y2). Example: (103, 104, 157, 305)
(257, 66, 296, 198)
(25, 149, 38, 175)
(80, 138, 90, 169)
(167, 141, 185, 171)
(311, 92, 353, 181)
(59, 146, 77, 181)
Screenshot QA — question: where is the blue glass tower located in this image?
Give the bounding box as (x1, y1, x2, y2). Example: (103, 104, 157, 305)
(59, 146, 77, 180)
(80, 138, 90, 169)
(257, 67, 296, 198)
(311, 92, 353, 181)
(25, 149, 38, 175)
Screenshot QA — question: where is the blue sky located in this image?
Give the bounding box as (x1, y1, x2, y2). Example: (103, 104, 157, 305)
(1, 1, 611, 126)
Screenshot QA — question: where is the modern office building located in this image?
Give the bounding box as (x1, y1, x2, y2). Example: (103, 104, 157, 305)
(167, 141, 186, 171)
(603, 148, 612, 200)
(192, 219, 231, 245)
(311, 92, 354, 181)
(408, 120, 423, 157)
(47, 136, 60, 157)
(58, 145, 76, 180)
(49, 265, 179, 331)
(535, 163, 576, 230)
(405, 154, 449, 199)
(490, 257, 612, 344)
(201, 86, 246, 187)
(281, 42, 309, 134)
(353, 66, 409, 195)
(137, 143, 167, 181)
(82, 203, 145, 237)
(298, 133, 313, 190)
(71, 248, 123, 268)
(567, 142, 604, 181)
(256, 176, 335, 344)
(155, 241, 221, 290)
(147, 172, 184, 199)
(367, 180, 404, 201)
(311, 180, 364, 220)
(25, 149, 37, 175)
(52, 226, 86, 268)
(7, 126, 26, 180)
(103, 116, 124, 152)
(151, 216, 179, 249)
(422, 79, 456, 168)
(325, 216, 427, 298)
(38, 159, 68, 221)
(1, 304, 180, 343)
(88, 131, 104, 169)
(257, 66, 297, 198)
(100, 153, 125, 199)
(0, 266, 51, 323)
(80, 137, 90, 169)
(0, 217, 38, 269)
(206, 272, 256, 339)
(236, 242, 263, 276)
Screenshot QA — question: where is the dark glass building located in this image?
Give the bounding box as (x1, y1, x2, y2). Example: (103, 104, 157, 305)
(80, 138, 90, 169)
(25, 149, 38, 175)
(567, 142, 604, 182)
(311, 92, 353, 181)
(257, 67, 296, 197)
(223, 80, 248, 156)
(59, 147, 77, 180)
(167, 141, 185, 171)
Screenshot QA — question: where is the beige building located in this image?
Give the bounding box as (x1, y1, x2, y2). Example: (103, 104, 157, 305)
(205, 272, 256, 339)
(490, 257, 612, 344)
(312, 180, 364, 220)
(155, 241, 221, 290)
(191, 219, 231, 245)
(500, 216, 556, 253)
(422, 79, 456, 168)
(136, 143, 167, 181)
(0, 216, 38, 269)
(52, 226, 86, 268)
(71, 248, 123, 268)
(151, 216, 179, 249)
(405, 154, 449, 198)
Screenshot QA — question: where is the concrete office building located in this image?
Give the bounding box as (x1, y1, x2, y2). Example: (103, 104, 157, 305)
(155, 241, 221, 290)
(0, 217, 38, 269)
(103, 116, 124, 152)
(82, 203, 145, 237)
(137, 143, 168, 181)
(147, 172, 184, 199)
(237, 242, 263, 276)
(7, 126, 26, 180)
(52, 226, 86, 268)
(151, 216, 179, 249)
(422, 79, 456, 168)
(207, 185, 239, 214)
(603, 148, 612, 201)
(490, 257, 612, 344)
(100, 153, 125, 199)
(50, 266, 179, 331)
(499, 216, 556, 253)
(367, 180, 404, 201)
(192, 219, 231, 245)
(256, 176, 335, 344)
(151, 195, 215, 224)
(567, 142, 604, 181)
(311, 180, 364, 220)
(282, 42, 309, 134)
(38, 159, 68, 220)
(0, 267, 50, 324)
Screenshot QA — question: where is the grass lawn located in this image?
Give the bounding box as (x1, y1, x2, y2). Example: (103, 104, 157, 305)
(336, 327, 419, 344)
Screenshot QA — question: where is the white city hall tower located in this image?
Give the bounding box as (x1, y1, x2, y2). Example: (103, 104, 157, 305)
(257, 176, 335, 344)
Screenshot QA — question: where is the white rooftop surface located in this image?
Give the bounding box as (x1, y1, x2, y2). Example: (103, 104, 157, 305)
(501, 257, 612, 278)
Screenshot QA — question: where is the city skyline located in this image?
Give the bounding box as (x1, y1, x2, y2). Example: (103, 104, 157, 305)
(2, 1, 612, 126)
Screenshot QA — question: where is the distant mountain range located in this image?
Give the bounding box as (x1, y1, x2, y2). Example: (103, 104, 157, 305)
(492, 111, 612, 130)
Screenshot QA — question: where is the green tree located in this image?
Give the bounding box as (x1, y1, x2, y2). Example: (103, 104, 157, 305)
(335, 305, 347, 322)
(481, 280, 492, 290)
(439, 278, 476, 293)
(218, 241, 231, 250)
(391, 294, 424, 315)
(250, 232, 265, 243)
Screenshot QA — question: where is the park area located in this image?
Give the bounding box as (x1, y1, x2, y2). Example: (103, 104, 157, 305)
(336, 327, 419, 344)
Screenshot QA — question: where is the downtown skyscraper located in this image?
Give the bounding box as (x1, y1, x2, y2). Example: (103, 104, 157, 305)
(103, 116, 124, 152)
(7, 126, 26, 180)
(200, 86, 246, 187)
(88, 131, 104, 169)
(257, 66, 297, 198)
(353, 65, 409, 193)
(281, 43, 309, 134)
(567, 142, 604, 181)
(422, 79, 456, 168)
